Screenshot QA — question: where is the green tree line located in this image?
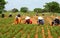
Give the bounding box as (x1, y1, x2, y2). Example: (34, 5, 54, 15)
(0, 0, 60, 13)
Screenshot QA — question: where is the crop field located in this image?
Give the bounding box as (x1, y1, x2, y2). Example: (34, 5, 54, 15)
(0, 12, 60, 38)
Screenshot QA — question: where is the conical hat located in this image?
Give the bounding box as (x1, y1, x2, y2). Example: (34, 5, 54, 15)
(25, 16, 30, 20)
(38, 16, 43, 20)
(55, 17, 58, 19)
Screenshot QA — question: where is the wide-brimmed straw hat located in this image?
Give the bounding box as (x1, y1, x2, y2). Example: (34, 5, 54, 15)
(55, 17, 58, 19)
(38, 16, 43, 20)
(25, 16, 30, 20)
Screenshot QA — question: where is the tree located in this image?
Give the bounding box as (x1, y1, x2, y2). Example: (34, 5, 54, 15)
(44, 1, 60, 13)
(42, 9, 48, 12)
(34, 8, 42, 13)
(3, 10, 7, 12)
(0, 0, 6, 14)
(20, 7, 28, 13)
(12, 8, 18, 13)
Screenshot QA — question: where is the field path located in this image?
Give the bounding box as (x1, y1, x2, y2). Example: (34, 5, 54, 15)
(27, 25, 37, 38)
(42, 27, 45, 38)
(59, 37, 60, 38)
(47, 27, 53, 38)
(35, 26, 39, 38)
(27, 34, 30, 38)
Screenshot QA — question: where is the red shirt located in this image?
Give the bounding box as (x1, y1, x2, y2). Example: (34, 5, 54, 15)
(25, 19, 32, 24)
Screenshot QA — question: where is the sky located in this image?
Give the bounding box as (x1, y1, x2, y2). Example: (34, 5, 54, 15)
(5, 0, 60, 11)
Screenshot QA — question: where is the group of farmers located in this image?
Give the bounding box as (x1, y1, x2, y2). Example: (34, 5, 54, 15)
(14, 14, 60, 26)
(1, 13, 60, 26)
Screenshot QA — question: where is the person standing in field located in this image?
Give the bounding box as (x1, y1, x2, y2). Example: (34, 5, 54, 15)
(37, 16, 44, 25)
(24, 16, 32, 24)
(1, 13, 5, 18)
(51, 17, 60, 26)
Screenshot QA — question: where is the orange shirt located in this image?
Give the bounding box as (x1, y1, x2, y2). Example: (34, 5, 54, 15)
(14, 17, 21, 24)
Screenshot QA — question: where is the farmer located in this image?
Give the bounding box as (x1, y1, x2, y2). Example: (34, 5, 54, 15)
(14, 16, 21, 24)
(2, 13, 5, 18)
(9, 13, 12, 17)
(25, 16, 32, 24)
(51, 17, 60, 26)
(37, 16, 44, 25)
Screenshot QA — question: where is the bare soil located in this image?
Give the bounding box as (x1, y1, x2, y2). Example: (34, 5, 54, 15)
(42, 27, 45, 38)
